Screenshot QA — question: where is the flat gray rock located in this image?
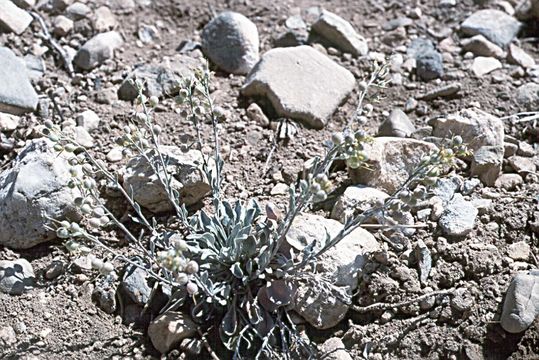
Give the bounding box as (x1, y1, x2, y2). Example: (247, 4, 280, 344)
(311, 9, 368, 56)
(201, 11, 259, 75)
(73, 31, 124, 70)
(501, 271, 539, 333)
(0, 259, 34, 295)
(0, 139, 81, 249)
(0, 1, 32, 35)
(242, 46, 355, 129)
(0, 47, 39, 115)
(461, 9, 521, 48)
(438, 193, 478, 236)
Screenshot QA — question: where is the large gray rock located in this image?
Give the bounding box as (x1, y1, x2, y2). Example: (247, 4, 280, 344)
(0, 47, 39, 115)
(242, 46, 355, 129)
(460, 9, 521, 48)
(349, 137, 437, 194)
(438, 194, 478, 237)
(118, 55, 200, 101)
(501, 271, 539, 333)
(123, 146, 210, 213)
(311, 9, 368, 56)
(0, 258, 34, 295)
(201, 11, 259, 75)
(0, 139, 81, 249)
(148, 312, 197, 354)
(0, 1, 32, 35)
(287, 213, 379, 329)
(73, 31, 124, 70)
(471, 146, 503, 186)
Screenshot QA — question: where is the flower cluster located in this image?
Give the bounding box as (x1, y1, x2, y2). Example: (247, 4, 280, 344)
(157, 234, 199, 294)
(332, 129, 373, 169)
(309, 173, 332, 202)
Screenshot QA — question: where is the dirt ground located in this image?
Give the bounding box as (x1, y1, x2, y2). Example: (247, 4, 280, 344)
(1, 0, 539, 359)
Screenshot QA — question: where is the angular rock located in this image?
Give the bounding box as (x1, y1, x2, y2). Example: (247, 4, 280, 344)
(311, 9, 368, 56)
(0, 47, 39, 115)
(471, 56, 502, 77)
(508, 44, 535, 68)
(461, 35, 504, 58)
(52, 15, 74, 36)
(242, 46, 355, 129)
(331, 185, 389, 223)
(0, 259, 34, 295)
(470, 146, 503, 186)
(75, 109, 100, 132)
(73, 31, 124, 70)
(438, 193, 478, 237)
(24, 54, 46, 81)
(507, 241, 531, 261)
(416, 49, 444, 81)
(138, 24, 159, 44)
(508, 155, 536, 175)
(0, 1, 32, 35)
(122, 265, 151, 305)
(0, 112, 20, 132)
(65, 2, 92, 20)
(287, 213, 379, 329)
(378, 108, 415, 137)
(495, 173, 523, 190)
(201, 11, 259, 75)
(501, 271, 539, 333)
(93, 6, 117, 32)
(430, 108, 504, 155)
(118, 55, 200, 101)
(0, 139, 81, 249)
(461, 9, 521, 48)
(123, 146, 210, 213)
(516, 83, 539, 111)
(349, 137, 437, 194)
(148, 312, 197, 354)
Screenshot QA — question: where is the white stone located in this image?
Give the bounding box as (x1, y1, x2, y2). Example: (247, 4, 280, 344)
(461, 35, 504, 58)
(0, 139, 81, 249)
(0, 112, 20, 131)
(242, 46, 355, 129)
(471, 56, 502, 77)
(0, 47, 39, 115)
(349, 137, 437, 194)
(93, 6, 117, 32)
(52, 15, 74, 37)
(438, 194, 478, 237)
(508, 44, 535, 68)
(75, 110, 100, 132)
(331, 185, 389, 223)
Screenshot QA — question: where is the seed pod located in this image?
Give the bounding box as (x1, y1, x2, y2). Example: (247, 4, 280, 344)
(88, 218, 101, 228)
(91, 257, 104, 270)
(65, 240, 79, 252)
(81, 204, 92, 214)
(69, 222, 81, 233)
(176, 273, 189, 286)
(149, 96, 159, 107)
(185, 260, 199, 274)
(99, 216, 110, 225)
(101, 262, 114, 274)
(314, 190, 327, 202)
(69, 167, 81, 178)
(54, 144, 64, 152)
(179, 89, 189, 99)
(93, 207, 105, 217)
(56, 227, 70, 239)
(152, 125, 162, 136)
(48, 134, 59, 142)
(171, 237, 188, 252)
(309, 182, 321, 193)
(44, 120, 54, 129)
(186, 282, 199, 295)
(64, 144, 77, 152)
(452, 135, 463, 146)
(331, 132, 344, 145)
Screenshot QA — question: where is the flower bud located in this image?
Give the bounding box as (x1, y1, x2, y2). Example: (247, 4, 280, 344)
(186, 281, 198, 295)
(101, 262, 114, 274)
(91, 257, 104, 270)
(185, 260, 199, 274)
(149, 96, 159, 107)
(65, 240, 79, 252)
(135, 112, 147, 122)
(331, 132, 344, 145)
(56, 227, 70, 239)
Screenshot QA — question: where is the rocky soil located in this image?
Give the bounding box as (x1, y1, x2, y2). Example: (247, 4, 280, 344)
(0, 0, 539, 359)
